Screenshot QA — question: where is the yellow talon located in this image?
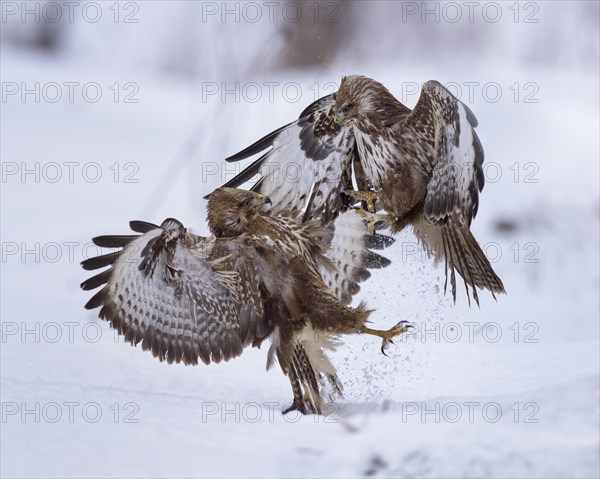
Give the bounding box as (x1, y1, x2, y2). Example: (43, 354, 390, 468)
(344, 190, 381, 213)
(354, 209, 392, 233)
(361, 321, 415, 355)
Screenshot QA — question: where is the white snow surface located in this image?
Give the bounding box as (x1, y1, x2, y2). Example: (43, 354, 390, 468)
(1, 44, 599, 478)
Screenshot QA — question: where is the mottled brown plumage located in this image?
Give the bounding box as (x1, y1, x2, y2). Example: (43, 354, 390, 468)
(221, 75, 505, 305)
(81, 188, 395, 414)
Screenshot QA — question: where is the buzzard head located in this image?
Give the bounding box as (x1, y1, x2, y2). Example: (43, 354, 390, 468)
(207, 187, 272, 238)
(334, 75, 399, 126)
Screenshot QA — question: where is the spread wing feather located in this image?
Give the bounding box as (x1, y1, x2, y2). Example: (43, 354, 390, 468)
(407, 80, 485, 226)
(321, 211, 393, 305)
(81, 219, 269, 366)
(220, 94, 358, 222)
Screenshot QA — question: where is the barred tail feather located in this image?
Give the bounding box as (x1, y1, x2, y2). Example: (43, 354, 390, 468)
(288, 343, 325, 414)
(441, 217, 505, 306)
(288, 337, 344, 415)
(269, 325, 343, 415)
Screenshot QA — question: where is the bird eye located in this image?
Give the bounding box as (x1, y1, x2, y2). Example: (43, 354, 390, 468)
(336, 104, 352, 120)
(240, 198, 253, 207)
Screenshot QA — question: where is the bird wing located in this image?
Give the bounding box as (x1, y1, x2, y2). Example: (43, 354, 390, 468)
(81, 219, 270, 366)
(320, 211, 394, 305)
(219, 94, 358, 223)
(406, 80, 485, 225)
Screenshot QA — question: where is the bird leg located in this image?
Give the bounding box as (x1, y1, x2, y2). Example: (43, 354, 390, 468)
(344, 189, 381, 213)
(361, 321, 415, 355)
(355, 209, 394, 233)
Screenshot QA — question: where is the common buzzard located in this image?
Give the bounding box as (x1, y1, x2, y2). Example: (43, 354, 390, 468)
(81, 188, 411, 414)
(221, 76, 505, 305)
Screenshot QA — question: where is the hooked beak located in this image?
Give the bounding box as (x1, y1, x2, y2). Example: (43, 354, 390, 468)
(256, 194, 272, 206)
(333, 111, 350, 125)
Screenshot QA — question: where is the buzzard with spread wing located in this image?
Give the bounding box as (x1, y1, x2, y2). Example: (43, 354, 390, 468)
(81, 188, 410, 414)
(221, 76, 505, 305)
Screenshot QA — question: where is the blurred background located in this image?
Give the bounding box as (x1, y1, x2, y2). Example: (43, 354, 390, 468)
(1, 1, 599, 478)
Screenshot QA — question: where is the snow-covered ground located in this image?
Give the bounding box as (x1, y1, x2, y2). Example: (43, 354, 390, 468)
(1, 12, 599, 478)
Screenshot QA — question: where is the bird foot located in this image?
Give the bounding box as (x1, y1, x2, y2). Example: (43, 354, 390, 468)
(361, 321, 415, 355)
(345, 189, 381, 213)
(282, 401, 307, 415)
(354, 209, 393, 233)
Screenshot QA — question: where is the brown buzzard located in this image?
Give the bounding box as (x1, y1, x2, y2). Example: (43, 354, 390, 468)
(221, 76, 505, 305)
(81, 188, 410, 414)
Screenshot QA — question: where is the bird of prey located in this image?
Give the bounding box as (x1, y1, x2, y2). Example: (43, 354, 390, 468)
(220, 75, 505, 305)
(81, 188, 411, 414)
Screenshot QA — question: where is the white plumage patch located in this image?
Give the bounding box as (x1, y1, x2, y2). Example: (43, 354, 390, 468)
(222, 93, 357, 223)
(320, 211, 369, 304)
